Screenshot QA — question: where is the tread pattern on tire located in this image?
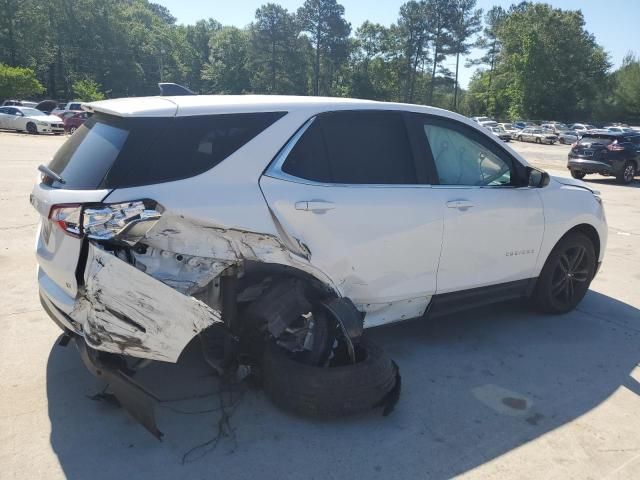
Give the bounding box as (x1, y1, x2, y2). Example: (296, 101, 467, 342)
(262, 337, 399, 418)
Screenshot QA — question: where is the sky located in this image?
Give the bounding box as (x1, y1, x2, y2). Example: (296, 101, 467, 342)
(156, 0, 639, 88)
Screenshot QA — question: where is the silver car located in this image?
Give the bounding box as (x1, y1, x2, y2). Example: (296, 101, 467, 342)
(516, 127, 558, 144)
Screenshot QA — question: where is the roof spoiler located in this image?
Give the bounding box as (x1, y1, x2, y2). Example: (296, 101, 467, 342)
(158, 83, 196, 96)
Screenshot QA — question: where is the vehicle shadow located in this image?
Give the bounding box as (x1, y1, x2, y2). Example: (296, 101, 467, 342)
(46, 289, 640, 480)
(584, 177, 640, 189)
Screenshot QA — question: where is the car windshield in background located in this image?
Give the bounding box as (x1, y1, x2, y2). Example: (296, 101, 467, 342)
(46, 111, 286, 189)
(19, 108, 46, 117)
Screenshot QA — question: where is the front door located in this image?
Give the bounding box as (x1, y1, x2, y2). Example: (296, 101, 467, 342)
(410, 114, 545, 294)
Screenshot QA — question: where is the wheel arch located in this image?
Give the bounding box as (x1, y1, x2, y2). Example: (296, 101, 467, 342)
(558, 223, 601, 261)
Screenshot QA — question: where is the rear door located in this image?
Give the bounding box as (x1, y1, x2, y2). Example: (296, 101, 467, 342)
(260, 110, 444, 326)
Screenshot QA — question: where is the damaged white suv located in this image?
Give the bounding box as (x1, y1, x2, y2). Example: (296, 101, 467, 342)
(32, 93, 606, 433)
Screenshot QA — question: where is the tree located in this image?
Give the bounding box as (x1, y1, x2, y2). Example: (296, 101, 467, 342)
(425, 0, 455, 105)
(450, 0, 482, 111)
(72, 78, 105, 101)
(611, 54, 640, 123)
(497, 3, 610, 120)
(396, 1, 430, 103)
(201, 26, 250, 94)
(297, 0, 351, 96)
(0, 63, 44, 99)
(249, 4, 306, 94)
(467, 6, 506, 115)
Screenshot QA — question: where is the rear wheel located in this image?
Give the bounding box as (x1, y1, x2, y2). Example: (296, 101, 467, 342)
(570, 170, 586, 179)
(262, 338, 400, 418)
(616, 162, 636, 184)
(531, 232, 596, 314)
(26, 122, 38, 135)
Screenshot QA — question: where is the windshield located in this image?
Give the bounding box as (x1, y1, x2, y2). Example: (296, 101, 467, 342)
(19, 108, 46, 117)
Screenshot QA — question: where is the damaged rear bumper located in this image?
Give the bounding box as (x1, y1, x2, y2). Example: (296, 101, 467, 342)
(40, 242, 223, 363)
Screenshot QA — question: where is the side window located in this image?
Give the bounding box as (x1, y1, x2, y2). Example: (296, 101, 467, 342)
(420, 119, 513, 187)
(281, 111, 417, 185)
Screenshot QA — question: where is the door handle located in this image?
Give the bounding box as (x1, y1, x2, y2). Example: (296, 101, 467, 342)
(295, 200, 336, 212)
(446, 200, 474, 210)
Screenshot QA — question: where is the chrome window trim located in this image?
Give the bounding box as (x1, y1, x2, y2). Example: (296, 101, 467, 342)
(264, 115, 432, 189)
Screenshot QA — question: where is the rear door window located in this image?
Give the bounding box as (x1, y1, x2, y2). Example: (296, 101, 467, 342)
(46, 111, 285, 189)
(281, 110, 418, 184)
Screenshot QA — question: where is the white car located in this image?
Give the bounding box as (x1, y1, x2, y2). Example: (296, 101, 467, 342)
(0, 106, 64, 134)
(31, 95, 607, 431)
(515, 127, 558, 144)
(51, 101, 85, 119)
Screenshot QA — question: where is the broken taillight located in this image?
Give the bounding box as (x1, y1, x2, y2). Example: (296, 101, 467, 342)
(48, 200, 163, 244)
(49, 204, 82, 237)
(83, 200, 163, 245)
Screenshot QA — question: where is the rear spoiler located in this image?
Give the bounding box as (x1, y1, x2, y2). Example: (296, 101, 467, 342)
(158, 83, 196, 96)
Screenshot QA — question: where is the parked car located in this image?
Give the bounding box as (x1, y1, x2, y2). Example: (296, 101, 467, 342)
(568, 123, 596, 134)
(35, 100, 59, 115)
(541, 122, 568, 134)
(63, 111, 91, 134)
(2, 99, 38, 108)
(31, 94, 607, 434)
(0, 106, 64, 134)
(489, 126, 511, 141)
(52, 101, 84, 119)
(515, 127, 558, 144)
(558, 130, 579, 145)
(472, 116, 498, 128)
(605, 126, 635, 134)
(567, 130, 640, 183)
(497, 122, 519, 137)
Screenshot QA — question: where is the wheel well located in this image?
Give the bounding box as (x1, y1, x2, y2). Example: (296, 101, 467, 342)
(563, 224, 601, 260)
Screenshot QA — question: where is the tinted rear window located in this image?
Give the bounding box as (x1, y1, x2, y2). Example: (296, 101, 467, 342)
(47, 111, 285, 189)
(578, 135, 615, 146)
(282, 111, 417, 184)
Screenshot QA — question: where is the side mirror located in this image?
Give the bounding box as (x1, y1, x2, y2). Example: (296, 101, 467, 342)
(528, 168, 550, 188)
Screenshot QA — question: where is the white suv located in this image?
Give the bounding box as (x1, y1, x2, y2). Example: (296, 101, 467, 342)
(32, 95, 607, 366)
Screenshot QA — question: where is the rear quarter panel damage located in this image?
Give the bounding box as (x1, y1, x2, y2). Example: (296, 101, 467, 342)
(71, 243, 222, 362)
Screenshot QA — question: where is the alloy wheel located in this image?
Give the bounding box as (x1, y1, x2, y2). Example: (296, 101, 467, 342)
(623, 164, 635, 183)
(550, 245, 590, 306)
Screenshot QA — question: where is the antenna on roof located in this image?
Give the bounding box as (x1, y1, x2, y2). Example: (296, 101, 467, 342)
(158, 83, 196, 96)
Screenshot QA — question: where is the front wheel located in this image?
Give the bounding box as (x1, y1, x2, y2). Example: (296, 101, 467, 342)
(536, 137, 541, 144)
(616, 162, 636, 184)
(531, 232, 596, 314)
(26, 122, 38, 135)
(570, 170, 586, 179)
(69, 126, 77, 134)
(518, 136, 523, 142)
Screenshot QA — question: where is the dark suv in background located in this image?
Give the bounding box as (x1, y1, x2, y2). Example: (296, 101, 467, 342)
(568, 131, 640, 184)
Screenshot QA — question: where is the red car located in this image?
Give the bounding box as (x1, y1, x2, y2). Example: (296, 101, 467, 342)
(63, 111, 91, 134)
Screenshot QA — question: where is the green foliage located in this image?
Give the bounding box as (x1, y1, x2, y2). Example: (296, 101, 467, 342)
(71, 78, 105, 101)
(0, 63, 44, 100)
(0, 0, 630, 124)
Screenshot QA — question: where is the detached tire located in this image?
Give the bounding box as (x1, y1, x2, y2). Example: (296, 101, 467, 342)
(262, 337, 399, 418)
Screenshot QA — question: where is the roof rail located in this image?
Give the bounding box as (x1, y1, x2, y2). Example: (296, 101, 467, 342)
(158, 83, 196, 96)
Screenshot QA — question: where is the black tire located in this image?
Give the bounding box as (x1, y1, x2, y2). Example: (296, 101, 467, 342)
(26, 122, 38, 135)
(262, 337, 400, 418)
(616, 161, 636, 184)
(570, 170, 586, 179)
(531, 232, 596, 314)
(536, 137, 541, 144)
(517, 135, 523, 142)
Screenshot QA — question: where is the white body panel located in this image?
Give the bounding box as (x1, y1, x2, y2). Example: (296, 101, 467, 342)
(31, 94, 608, 362)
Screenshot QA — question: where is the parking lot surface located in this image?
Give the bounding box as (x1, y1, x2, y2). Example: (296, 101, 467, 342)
(1, 131, 639, 479)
